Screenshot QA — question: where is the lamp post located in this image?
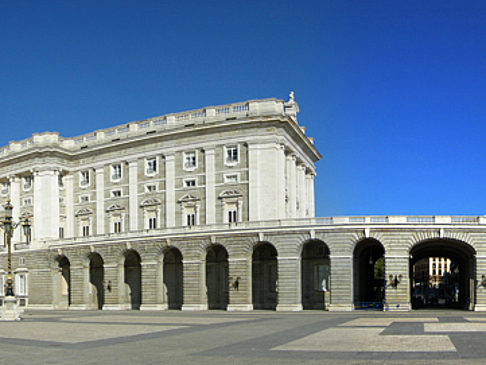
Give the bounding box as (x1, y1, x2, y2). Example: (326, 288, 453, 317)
(0, 200, 31, 321)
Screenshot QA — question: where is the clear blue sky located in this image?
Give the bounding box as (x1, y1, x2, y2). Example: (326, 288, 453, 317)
(1, 1, 486, 217)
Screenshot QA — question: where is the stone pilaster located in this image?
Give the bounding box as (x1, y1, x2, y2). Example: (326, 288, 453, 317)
(69, 260, 90, 310)
(181, 258, 206, 310)
(286, 154, 297, 218)
(384, 255, 411, 311)
(128, 160, 138, 231)
(33, 170, 60, 245)
(165, 154, 175, 227)
(204, 148, 215, 224)
(64, 174, 74, 238)
(276, 256, 302, 311)
(328, 255, 354, 311)
(9, 176, 20, 242)
(140, 260, 166, 310)
(475, 256, 486, 311)
(95, 166, 104, 235)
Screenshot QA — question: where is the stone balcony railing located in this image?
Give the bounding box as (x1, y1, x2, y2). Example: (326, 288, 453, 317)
(0, 98, 304, 158)
(24, 215, 486, 250)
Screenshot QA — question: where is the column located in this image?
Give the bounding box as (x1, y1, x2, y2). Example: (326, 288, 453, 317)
(64, 174, 74, 238)
(276, 256, 302, 311)
(277, 145, 286, 219)
(248, 144, 259, 221)
(475, 256, 486, 311)
(328, 255, 354, 311)
(227, 257, 252, 311)
(181, 258, 206, 310)
(33, 170, 60, 245)
(128, 159, 138, 231)
(95, 166, 105, 235)
(9, 176, 20, 242)
(140, 260, 166, 310)
(165, 154, 175, 227)
(297, 164, 306, 218)
(204, 148, 216, 224)
(384, 254, 411, 311)
(286, 154, 297, 218)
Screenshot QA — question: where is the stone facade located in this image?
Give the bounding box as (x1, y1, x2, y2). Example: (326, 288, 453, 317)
(0, 96, 485, 311)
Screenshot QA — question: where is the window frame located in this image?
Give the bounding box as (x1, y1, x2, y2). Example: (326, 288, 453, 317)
(183, 151, 197, 171)
(224, 144, 239, 166)
(79, 170, 90, 187)
(111, 163, 122, 182)
(145, 157, 157, 176)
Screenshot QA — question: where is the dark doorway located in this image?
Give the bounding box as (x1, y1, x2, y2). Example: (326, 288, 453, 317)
(252, 242, 278, 310)
(206, 245, 229, 309)
(163, 247, 183, 309)
(124, 250, 142, 310)
(301, 240, 330, 309)
(353, 239, 385, 310)
(58, 256, 71, 307)
(89, 253, 104, 310)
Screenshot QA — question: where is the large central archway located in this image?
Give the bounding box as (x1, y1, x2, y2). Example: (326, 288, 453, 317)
(301, 240, 330, 310)
(205, 244, 229, 310)
(124, 250, 142, 310)
(410, 239, 476, 310)
(252, 242, 278, 310)
(89, 253, 104, 310)
(163, 247, 183, 309)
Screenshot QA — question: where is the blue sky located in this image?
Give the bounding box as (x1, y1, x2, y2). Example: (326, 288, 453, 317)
(1, 1, 486, 217)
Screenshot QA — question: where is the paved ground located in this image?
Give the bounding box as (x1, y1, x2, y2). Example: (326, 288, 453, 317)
(1, 310, 486, 364)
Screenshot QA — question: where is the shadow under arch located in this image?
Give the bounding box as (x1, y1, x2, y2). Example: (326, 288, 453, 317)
(56, 255, 71, 308)
(301, 239, 330, 309)
(410, 238, 476, 310)
(252, 241, 278, 310)
(205, 244, 229, 310)
(88, 252, 104, 310)
(163, 247, 183, 309)
(353, 238, 385, 310)
(124, 249, 142, 310)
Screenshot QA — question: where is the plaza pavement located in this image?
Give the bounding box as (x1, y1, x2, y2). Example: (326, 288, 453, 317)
(0, 310, 486, 364)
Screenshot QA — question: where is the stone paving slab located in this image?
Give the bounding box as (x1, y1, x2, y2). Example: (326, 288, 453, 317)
(339, 317, 439, 326)
(272, 327, 456, 352)
(59, 315, 254, 325)
(425, 323, 486, 332)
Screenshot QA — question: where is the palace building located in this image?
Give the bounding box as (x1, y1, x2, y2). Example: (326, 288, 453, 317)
(1, 94, 486, 312)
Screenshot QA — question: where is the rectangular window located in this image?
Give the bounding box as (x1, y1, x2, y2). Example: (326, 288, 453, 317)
(224, 174, 238, 184)
(58, 174, 64, 187)
(111, 190, 122, 198)
(184, 179, 196, 187)
(59, 227, 64, 239)
(112, 164, 122, 180)
(145, 184, 157, 193)
(23, 176, 32, 190)
(228, 210, 237, 223)
(114, 221, 122, 233)
(82, 225, 90, 237)
(146, 158, 157, 175)
(184, 151, 196, 169)
(186, 213, 195, 227)
(1, 182, 8, 195)
(148, 217, 157, 229)
(15, 274, 27, 296)
(80, 171, 90, 186)
(225, 145, 238, 164)
(22, 198, 32, 206)
(80, 195, 90, 203)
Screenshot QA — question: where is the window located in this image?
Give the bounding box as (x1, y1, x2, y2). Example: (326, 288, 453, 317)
(23, 176, 32, 190)
(187, 212, 195, 226)
(114, 221, 122, 233)
(82, 225, 90, 237)
(79, 195, 90, 203)
(184, 179, 196, 187)
(80, 171, 90, 186)
(58, 174, 64, 188)
(228, 209, 237, 223)
(15, 274, 27, 296)
(111, 190, 122, 198)
(225, 145, 239, 165)
(183, 151, 197, 170)
(146, 158, 157, 175)
(22, 198, 32, 206)
(148, 217, 157, 229)
(224, 174, 239, 184)
(145, 184, 157, 193)
(1, 182, 8, 195)
(59, 227, 64, 239)
(111, 164, 122, 180)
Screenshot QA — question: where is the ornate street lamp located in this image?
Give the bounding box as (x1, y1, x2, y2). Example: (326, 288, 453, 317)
(0, 200, 31, 320)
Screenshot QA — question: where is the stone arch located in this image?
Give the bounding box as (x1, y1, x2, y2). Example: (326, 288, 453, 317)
(54, 255, 71, 309)
(301, 239, 330, 309)
(205, 244, 229, 310)
(353, 238, 385, 309)
(124, 249, 142, 310)
(252, 241, 278, 310)
(163, 246, 183, 309)
(88, 252, 104, 310)
(409, 238, 476, 310)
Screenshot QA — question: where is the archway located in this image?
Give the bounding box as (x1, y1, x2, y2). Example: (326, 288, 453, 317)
(89, 253, 104, 310)
(57, 256, 71, 308)
(206, 244, 229, 309)
(252, 242, 278, 310)
(353, 239, 385, 309)
(163, 247, 183, 309)
(301, 240, 330, 309)
(410, 239, 476, 310)
(124, 250, 142, 310)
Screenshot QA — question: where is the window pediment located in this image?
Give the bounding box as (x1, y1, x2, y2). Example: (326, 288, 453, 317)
(140, 198, 161, 207)
(107, 203, 125, 212)
(178, 193, 199, 203)
(218, 190, 243, 199)
(75, 208, 93, 216)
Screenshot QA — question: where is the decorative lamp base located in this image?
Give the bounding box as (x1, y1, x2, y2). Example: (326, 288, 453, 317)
(1, 296, 22, 321)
